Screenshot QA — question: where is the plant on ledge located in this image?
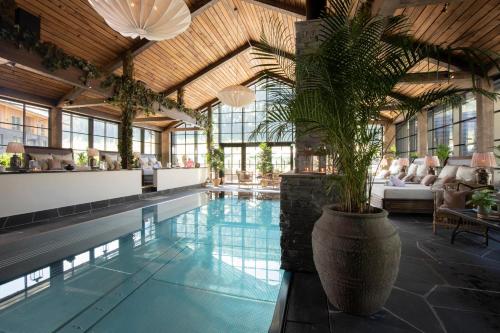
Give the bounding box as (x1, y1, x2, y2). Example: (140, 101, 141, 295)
(436, 144, 452, 166)
(257, 143, 273, 176)
(468, 189, 496, 218)
(252, 0, 499, 315)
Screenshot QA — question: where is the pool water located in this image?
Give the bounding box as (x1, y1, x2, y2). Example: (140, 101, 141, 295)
(0, 194, 282, 332)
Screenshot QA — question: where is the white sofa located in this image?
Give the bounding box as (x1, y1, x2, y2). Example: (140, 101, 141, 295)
(370, 157, 474, 213)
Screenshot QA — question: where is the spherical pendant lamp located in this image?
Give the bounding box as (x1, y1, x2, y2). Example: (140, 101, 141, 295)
(217, 85, 256, 108)
(88, 0, 191, 41)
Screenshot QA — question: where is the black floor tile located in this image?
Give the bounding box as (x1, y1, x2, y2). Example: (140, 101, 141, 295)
(428, 286, 500, 315)
(330, 310, 420, 333)
(287, 273, 329, 325)
(285, 322, 330, 333)
(435, 307, 500, 333)
(394, 257, 445, 295)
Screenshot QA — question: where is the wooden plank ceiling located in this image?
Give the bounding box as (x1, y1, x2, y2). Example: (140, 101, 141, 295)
(0, 0, 497, 125)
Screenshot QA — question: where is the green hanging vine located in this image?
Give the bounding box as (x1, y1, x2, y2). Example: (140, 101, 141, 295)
(0, 0, 101, 85)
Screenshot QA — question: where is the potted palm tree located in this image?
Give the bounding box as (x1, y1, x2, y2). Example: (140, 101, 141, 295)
(208, 148, 224, 187)
(252, 0, 498, 315)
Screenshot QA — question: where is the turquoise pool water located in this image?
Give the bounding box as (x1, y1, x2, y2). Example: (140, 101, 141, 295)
(0, 194, 282, 332)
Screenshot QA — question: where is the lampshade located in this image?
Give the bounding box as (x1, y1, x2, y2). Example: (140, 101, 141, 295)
(424, 155, 440, 167)
(398, 157, 409, 167)
(471, 152, 497, 168)
(217, 85, 256, 108)
(6, 142, 24, 154)
(88, 0, 191, 41)
(380, 158, 388, 168)
(87, 148, 99, 157)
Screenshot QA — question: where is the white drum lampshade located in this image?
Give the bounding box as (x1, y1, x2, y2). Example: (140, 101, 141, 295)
(217, 85, 256, 108)
(88, 0, 191, 41)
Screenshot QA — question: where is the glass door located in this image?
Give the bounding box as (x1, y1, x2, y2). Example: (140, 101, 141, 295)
(223, 146, 242, 183)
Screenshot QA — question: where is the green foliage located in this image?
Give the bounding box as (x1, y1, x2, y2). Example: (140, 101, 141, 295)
(0, 153, 9, 166)
(436, 144, 452, 165)
(208, 148, 224, 175)
(251, 0, 499, 213)
(77, 152, 87, 167)
(467, 189, 496, 213)
(0, 0, 100, 85)
(388, 145, 397, 156)
(257, 143, 273, 175)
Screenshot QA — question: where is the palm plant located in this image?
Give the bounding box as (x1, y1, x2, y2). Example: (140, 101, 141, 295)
(251, 0, 498, 213)
(436, 144, 452, 166)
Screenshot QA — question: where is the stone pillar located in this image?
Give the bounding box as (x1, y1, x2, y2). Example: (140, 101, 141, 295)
(417, 111, 428, 156)
(383, 121, 395, 154)
(295, 20, 322, 172)
(49, 107, 62, 148)
(206, 105, 213, 179)
(280, 173, 338, 272)
(161, 128, 170, 166)
(476, 78, 495, 152)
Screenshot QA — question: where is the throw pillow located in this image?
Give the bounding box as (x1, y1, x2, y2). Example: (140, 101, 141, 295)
(415, 164, 428, 180)
(421, 174, 437, 186)
(438, 165, 458, 179)
(456, 166, 476, 183)
(48, 159, 63, 170)
(390, 175, 406, 187)
(397, 172, 406, 180)
(407, 163, 418, 176)
(381, 170, 391, 179)
(389, 161, 400, 175)
(441, 189, 470, 209)
(402, 174, 414, 182)
(431, 176, 456, 191)
(113, 160, 121, 170)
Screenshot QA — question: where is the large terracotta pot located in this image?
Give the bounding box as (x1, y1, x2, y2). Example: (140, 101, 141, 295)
(312, 205, 401, 315)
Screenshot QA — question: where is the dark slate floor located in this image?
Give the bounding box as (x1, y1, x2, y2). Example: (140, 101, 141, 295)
(284, 214, 500, 333)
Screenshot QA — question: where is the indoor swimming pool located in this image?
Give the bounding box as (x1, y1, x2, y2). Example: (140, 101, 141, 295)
(0, 193, 282, 332)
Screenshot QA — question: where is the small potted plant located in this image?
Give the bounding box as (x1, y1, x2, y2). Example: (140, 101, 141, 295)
(468, 189, 496, 219)
(208, 148, 224, 187)
(436, 144, 452, 167)
(0, 156, 6, 172)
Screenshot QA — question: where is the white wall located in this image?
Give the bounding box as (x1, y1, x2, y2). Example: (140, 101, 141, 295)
(154, 168, 208, 191)
(0, 170, 142, 217)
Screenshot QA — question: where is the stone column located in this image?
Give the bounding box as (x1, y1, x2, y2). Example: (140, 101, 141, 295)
(161, 128, 170, 166)
(476, 77, 495, 152)
(417, 111, 428, 156)
(49, 107, 62, 148)
(383, 121, 395, 154)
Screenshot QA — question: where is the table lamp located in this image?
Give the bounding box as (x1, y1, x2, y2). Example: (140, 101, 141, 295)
(6, 142, 24, 170)
(471, 152, 497, 185)
(425, 155, 440, 175)
(398, 157, 409, 173)
(87, 148, 99, 168)
(133, 152, 141, 168)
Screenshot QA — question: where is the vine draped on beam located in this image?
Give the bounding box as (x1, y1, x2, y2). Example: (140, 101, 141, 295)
(0, 0, 207, 129)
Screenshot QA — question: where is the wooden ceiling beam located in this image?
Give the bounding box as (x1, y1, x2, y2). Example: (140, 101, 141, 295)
(163, 42, 253, 96)
(162, 40, 294, 96)
(0, 40, 110, 96)
(0, 86, 57, 107)
(136, 104, 197, 125)
(170, 127, 202, 132)
(371, 0, 460, 16)
(60, 98, 109, 109)
(400, 71, 470, 83)
(58, 0, 221, 107)
(134, 116, 176, 122)
(241, 0, 306, 18)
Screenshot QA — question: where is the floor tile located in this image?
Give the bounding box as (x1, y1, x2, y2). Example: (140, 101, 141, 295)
(435, 307, 500, 333)
(428, 286, 500, 314)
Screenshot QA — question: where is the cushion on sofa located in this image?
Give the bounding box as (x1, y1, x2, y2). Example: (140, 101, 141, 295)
(389, 161, 400, 175)
(431, 175, 455, 191)
(407, 163, 418, 176)
(415, 164, 428, 181)
(402, 174, 414, 182)
(421, 174, 437, 186)
(456, 166, 476, 183)
(438, 165, 458, 179)
(48, 159, 63, 170)
(390, 175, 406, 187)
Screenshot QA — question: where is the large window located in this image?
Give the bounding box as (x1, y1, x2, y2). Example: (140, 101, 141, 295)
(93, 119, 118, 152)
(0, 98, 49, 153)
(132, 127, 161, 155)
(427, 94, 477, 156)
(396, 118, 417, 157)
(62, 112, 90, 156)
(171, 125, 206, 167)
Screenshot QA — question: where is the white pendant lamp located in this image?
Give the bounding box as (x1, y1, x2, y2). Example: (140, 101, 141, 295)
(217, 7, 256, 108)
(217, 85, 256, 108)
(88, 0, 191, 41)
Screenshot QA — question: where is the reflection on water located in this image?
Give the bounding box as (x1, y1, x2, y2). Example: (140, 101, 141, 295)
(0, 194, 282, 331)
